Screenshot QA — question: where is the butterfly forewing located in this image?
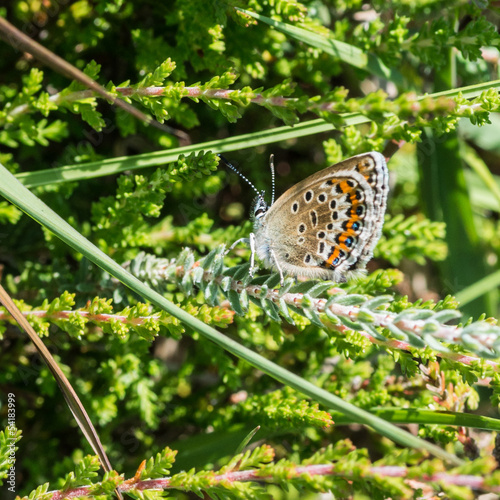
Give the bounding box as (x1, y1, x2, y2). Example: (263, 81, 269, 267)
(253, 152, 388, 281)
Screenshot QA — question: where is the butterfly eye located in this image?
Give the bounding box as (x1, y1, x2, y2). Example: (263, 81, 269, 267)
(253, 196, 268, 219)
(254, 208, 266, 218)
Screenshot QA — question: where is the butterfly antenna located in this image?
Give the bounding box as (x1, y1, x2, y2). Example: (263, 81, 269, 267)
(269, 154, 276, 206)
(218, 154, 265, 202)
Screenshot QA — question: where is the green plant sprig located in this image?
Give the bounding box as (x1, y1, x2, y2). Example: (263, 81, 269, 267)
(376, 214, 448, 265)
(20, 445, 500, 500)
(0, 291, 233, 342)
(130, 247, 500, 363)
(0, 427, 21, 485)
(114, 78, 500, 137)
(215, 388, 334, 432)
(4, 61, 500, 155)
(91, 150, 219, 255)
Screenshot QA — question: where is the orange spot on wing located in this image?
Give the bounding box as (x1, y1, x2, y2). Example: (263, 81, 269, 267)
(337, 234, 353, 246)
(326, 247, 341, 266)
(338, 180, 351, 193)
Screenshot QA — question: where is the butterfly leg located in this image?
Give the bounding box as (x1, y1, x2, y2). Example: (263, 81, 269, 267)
(226, 235, 258, 279)
(225, 237, 250, 255)
(269, 248, 284, 286)
(249, 232, 256, 277)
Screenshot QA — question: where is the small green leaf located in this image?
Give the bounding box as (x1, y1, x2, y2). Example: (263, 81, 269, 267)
(261, 298, 281, 323)
(227, 290, 244, 316)
(278, 298, 295, 325)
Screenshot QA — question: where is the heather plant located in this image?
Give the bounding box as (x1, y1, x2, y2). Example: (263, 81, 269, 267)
(1, 1, 500, 499)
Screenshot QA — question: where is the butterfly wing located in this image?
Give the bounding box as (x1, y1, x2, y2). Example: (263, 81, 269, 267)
(254, 152, 388, 280)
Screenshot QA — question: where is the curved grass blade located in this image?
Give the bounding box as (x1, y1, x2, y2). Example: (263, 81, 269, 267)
(465, 169, 500, 211)
(234, 426, 261, 455)
(0, 163, 463, 466)
(0, 284, 122, 499)
(14, 118, 349, 187)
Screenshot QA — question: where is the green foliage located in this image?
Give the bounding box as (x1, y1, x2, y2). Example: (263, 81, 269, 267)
(129, 246, 500, 359)
(2, 1, 500, 498)
(0, 200, 22, 224)
(91, 150, 219, 255)
(0, 427, 21, 486)
(377, 214, 448, 265)
(21, 445, 500, 499)
(59, 454, 100, 491)
(215, 388, 334, 431)
(141, 448, 177, 479)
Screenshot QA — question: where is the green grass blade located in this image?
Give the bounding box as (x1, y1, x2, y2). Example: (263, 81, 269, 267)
(419, 129, 492, 316)
(171, 407, 500, 471)
(462, 143, 500, 211)
(234, 426, 261, 455)
(455, 270, 500, 306)
(163, 404, 500, 474)
(236, 8, 401, 83)
(333, 408, 500, 431)
(15, 80, 500, 189)
(0, 162, 462, 466)
(14, 118, 354, 187)
(465, 170, 500, 211)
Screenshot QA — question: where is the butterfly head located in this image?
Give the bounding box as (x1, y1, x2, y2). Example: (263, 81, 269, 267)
(252, 191, 269, 221)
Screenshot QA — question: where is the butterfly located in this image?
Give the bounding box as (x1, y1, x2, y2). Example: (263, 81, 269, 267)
(221, 152, 389, 284)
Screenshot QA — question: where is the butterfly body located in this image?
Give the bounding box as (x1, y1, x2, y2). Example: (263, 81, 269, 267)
(251, 152, 389, 282)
